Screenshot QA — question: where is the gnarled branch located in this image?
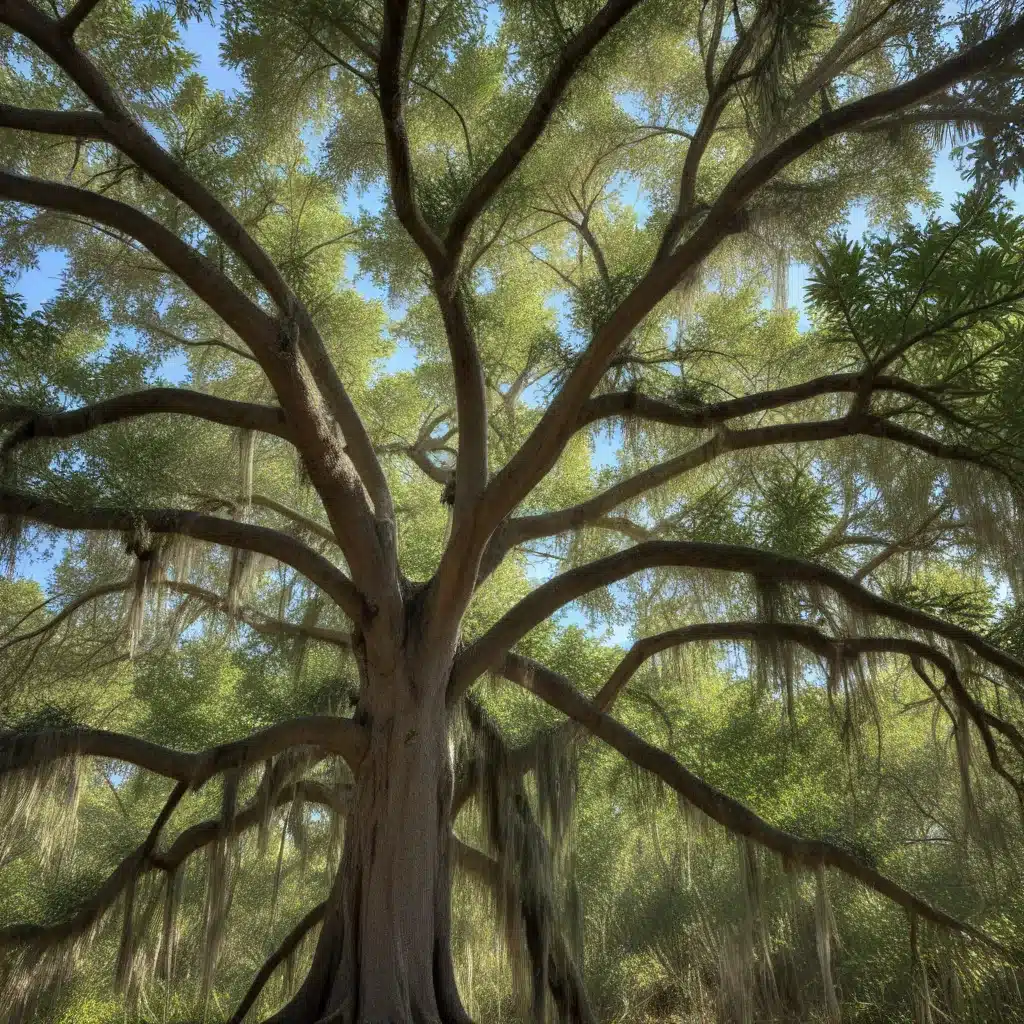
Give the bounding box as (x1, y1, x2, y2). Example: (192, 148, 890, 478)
(1, 390, 292, 454)
(0, 487, 364, 620)
(496, 651, 1015, 958)
(476, 15, 1024, 542)
(452, 540, 1024, 699)
(0, 716, 368, 787)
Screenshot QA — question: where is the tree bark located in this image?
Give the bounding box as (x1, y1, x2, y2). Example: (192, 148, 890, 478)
(270, 623, 470, 1024)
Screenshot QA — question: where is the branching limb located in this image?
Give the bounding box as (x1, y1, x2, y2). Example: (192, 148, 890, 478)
(0, 102, 109, 138)
(0, 577, 351, 666)
(482, 412, 1013, 576)
(476, 15, 1024, 541)
(0, 487, 364, 620)
(59, 0, 103, 36)
(0, 170, 277, 347)
(0, 171, 383, 579)
(0, 768, 346, 954)
(377, 2, 488, 572)
(197, 494, 340, 548)
(228, 900, 328, 1024)
(496, 651, 1016, 958)
(0, 579, 129, 656)
(445, 0, 648, 258)
(0, 0, 391, 521)
(1, 390, 292, 456)
(602, 622, 1024, 773)
(377, 0, 447, 273)
(151, 778, 350, 872)
(0, 716, 367, 786)
(0, 779, 187, 950)
(577, 373, 971, 432)
(452, 540, 1024, 700)
(171, 581, 353, 647)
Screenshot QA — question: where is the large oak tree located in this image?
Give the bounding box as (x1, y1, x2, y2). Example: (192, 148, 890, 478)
(2, 0, 1024, 1020)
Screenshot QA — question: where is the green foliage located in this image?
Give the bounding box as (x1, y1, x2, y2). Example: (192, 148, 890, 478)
(2, 0, 1024, 1021)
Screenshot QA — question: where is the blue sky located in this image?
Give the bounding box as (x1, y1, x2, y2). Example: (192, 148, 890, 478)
(7, 11, 1023, 645)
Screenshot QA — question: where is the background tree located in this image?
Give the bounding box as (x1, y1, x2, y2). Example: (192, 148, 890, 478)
(2, 0, 1024, 1021)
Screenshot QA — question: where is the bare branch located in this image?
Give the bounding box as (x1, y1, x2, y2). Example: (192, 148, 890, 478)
(451, 540, 1024, 700)
(657, 2, 768, 259)
(0, 487, 365, 619)
(0, 578, 128, 656)
(445, 0, 648, 257)
(1, 390, 291, 457)
(379, 442, 453, 485)
(496, 651, 1016, 958)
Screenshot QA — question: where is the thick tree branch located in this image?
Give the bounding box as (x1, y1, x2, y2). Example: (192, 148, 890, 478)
(0, 102, 109, 138)
(0, 716, 368, 789)
(599, 622, 1024, 769)
(496, 651, 1015, 958)
(1, 390, 291, 455)
(0, 777, 187, 950)
(445, 0, 647, 257)
(228, 900, 329, 1024)
(452, 540, 1024, 700)
(377, 2, 488, 581)
(0, 170, 277, 345)
(0, 0, 392, 523)
(377, 0, 448, 272)
(482, 412, 1012, 575)
(0, 487, 365, 620)
(476, 15, 1024, 541)
(59, 0, 103, 36)
(577, 373, 964, 432)
(0, 170, 388, 586)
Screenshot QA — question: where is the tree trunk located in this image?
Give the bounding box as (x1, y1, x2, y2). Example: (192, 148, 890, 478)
(267, 629, 471, 1024)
